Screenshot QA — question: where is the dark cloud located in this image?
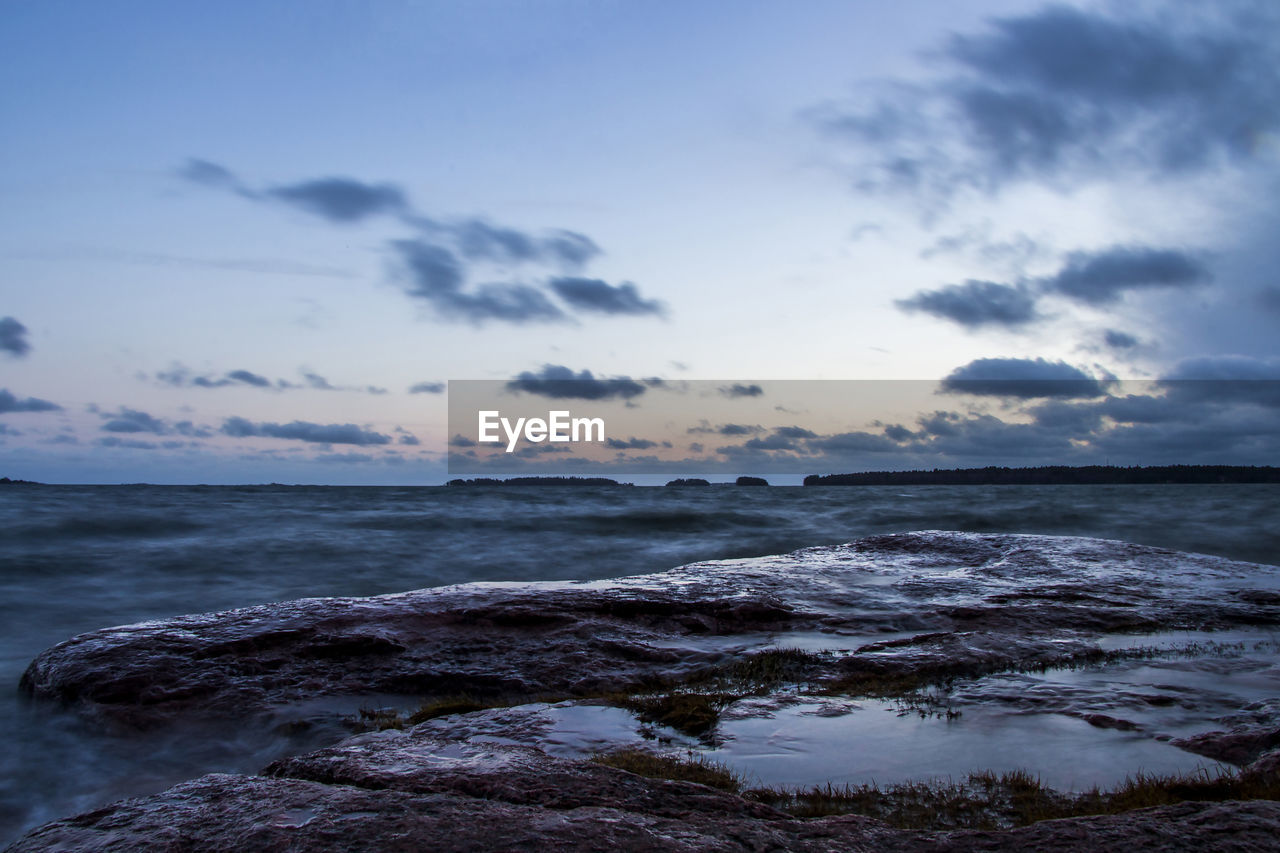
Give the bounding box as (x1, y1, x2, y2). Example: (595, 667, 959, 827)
(716, 423, 763, 436)
(739, 433, 803, 451)
(1028, 399, 1105, 433)
(1045, 247, 1211, 305)
(506, 365, 646, 400)
(718, 383, 764, 399)
(606, 437, 659, 450)
(896, 280, 1039, 328)
(178, 158, 239, 188)
(1159, 355, 1280, 407)
(221, 417, 392, 446)
(180, 160, 658, 326)
(883, 424, 915, 442)
(397, 433, 421, 446)
(392, 239, 566, 324)
(941, 357, 1110, 398)
(266, 177, 408, 223)
(409, 381, 445, 394)
(775, 426, 818, 439)
(816, 3, 1280, 192)
(1104, 329, 1140, 349)
(412, 220, 602, 270)
(450, 434, 477, 448)
(157, 366, 272, 389)
(303, 372, 336, 390)
(174, 420, 213, 438)
(226, 369, 272, 388)
(807, 431, 901, 454)
(451, 219, 540, 263)
(549, 278, 665, 317)
(99, 407, 168, 434)
(0, 389, 60, 414)
(541, 231, 603, 267)
(0, 317, 31, 357)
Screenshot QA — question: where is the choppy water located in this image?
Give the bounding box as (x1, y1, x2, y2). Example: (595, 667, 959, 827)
(1, 483, 1277, 841)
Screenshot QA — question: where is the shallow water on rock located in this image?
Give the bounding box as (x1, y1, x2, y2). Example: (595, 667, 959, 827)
(709, 697, 1218, 792)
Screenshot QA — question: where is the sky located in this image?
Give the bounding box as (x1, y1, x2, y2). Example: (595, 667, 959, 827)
(1, 0, 1277, 484)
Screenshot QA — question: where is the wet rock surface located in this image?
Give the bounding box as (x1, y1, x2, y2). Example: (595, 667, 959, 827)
(9, 741, 1280, 852)
(21, 532, 1280, 728)
(12, 532, 1280, 849)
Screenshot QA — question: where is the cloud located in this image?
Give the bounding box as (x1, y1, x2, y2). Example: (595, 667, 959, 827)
(178, 158, 239, 188)
(882, 424, 915, 442)
(0, 317, 31, 357)
(815, 3, 1280, 193)
(98, 407, 168, 434)
(606, 437, 659, 450)
(221, 417, 392, 446)
(896, 280, 1039, 329)
(739, 432, 805, 451)
(397, 433, 421, 446)
(0, 389, 60, 413)
(1044, 247, 1211, 305)
(408, 381, 445, 394)
(1159, 355, 1280, 407)
(181, 160, 661, 326)
(806, 430, 902, 454)
(391, 239, 565, 324)
(941, 357, 1110, 398)
(225, 369, 271, 388)
(157, 365, 275, 389)
(1103, 329, 1140, 349)
(153, 364, 385, 394)
(540, 231, 603, 267)
(265, 177, 408, 223)
(506, 365, 647, 401)
(716, 423, 763, 436)
(718, 383, 764, 399)
(549, 278, 665, 316)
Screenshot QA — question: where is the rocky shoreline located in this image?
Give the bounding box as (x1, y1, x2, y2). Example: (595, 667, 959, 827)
(10, 532, 1280, 850)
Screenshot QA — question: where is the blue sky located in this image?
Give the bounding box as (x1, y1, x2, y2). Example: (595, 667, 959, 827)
(1, 0, 1277, 483)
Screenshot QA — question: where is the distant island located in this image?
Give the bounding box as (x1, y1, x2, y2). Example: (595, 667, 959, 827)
(446, 476, 628, 487)
(0, 477, 42, 485)
(804, 465, 1280, 486)
(736, 476, 769, 486)
(665, 478, 711, 487)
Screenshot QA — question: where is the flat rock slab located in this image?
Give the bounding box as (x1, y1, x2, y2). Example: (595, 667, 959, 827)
(13, 532, 1280, 849)
(20, 532, 1280, 728)
(9, 741, 1280, 852)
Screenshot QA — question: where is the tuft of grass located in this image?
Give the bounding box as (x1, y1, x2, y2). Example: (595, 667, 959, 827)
(618, 691, 730, 737)
(745, 765, 1280, 830)
(590, 748, 743, 792)
(407, 695, 494, 725)
(348, 694, 506, 731)
(604, 649, 827, 740)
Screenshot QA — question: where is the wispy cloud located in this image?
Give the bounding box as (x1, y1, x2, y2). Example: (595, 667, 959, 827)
(0, 317, 30, 357)
(221, 417, 392, 446)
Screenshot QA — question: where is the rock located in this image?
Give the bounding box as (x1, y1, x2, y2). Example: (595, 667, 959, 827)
(13, 533, 1280, 850)
(9, 741, 1280, 852)
(20, 533, 1280, 729)
(735, 476, 768, 486)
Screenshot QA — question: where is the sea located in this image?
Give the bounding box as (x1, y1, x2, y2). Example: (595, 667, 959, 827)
(1, 483, 1277, 842)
